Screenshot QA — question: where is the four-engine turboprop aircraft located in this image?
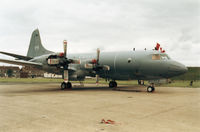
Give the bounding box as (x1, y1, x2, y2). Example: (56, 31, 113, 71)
(0, 29, 188, 92)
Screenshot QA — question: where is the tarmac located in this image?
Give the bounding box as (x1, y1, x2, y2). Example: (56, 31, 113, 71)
(0, 83, 200, 132)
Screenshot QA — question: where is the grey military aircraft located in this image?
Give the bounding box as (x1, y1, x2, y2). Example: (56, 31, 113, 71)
(0, 29, 187, 92)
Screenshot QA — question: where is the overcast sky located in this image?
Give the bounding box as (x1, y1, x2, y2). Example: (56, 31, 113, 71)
(0, 0, 199, 66)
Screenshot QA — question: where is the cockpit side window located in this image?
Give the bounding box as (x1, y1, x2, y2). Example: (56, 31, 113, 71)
(152, 54, 160, 60)
(161, 54, 170, 60)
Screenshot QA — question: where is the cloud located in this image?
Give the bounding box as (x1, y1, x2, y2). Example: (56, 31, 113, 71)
(0, 0, 199, 66)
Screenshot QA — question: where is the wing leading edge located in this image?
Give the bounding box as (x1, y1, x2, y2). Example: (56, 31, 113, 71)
(0, 51, 33, 61)
(0, 58, 42, 67)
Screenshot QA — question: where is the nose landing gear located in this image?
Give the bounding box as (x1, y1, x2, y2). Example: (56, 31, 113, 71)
(147, 86, 155, 92)
(147, 83, 155, 92)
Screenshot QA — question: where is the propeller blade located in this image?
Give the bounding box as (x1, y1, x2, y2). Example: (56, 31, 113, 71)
(103, 65, 110, 71)
(96, 74, 99, 84)
(64, 70, 68, 83)
(63, 40, 67, 58)
(97, 48, 100, 64)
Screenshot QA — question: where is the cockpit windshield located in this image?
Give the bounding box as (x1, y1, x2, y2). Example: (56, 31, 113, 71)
(152, 54, 170, 60)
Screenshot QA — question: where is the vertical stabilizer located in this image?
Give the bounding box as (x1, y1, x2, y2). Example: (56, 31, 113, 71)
(27, 29, 53, 58)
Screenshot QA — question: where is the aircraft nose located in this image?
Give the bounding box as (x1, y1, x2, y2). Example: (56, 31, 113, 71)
(169, 61, 188, 75)
(181, 64, 188, 74)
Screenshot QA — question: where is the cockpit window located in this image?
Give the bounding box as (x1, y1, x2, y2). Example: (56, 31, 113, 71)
(161, 55, 168, 60)
(152, 54, 160, 60)
(161, 54, 170, 60)
(152, 54, 170, 60)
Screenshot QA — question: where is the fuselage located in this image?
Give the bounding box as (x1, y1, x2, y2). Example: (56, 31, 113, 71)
(30, 49, 187, 81)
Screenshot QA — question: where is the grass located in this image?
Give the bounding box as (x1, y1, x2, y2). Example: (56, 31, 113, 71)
(161, 80, 200, 88)
(0, 77, 199, 88)
(0, 78, 62, 83)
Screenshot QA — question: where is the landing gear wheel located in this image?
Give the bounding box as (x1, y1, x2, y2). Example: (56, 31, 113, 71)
(147, 86, 155, 92)
(66, 82, 72, 89)
(113, 81, 117, 87)
(109, 82, 114, 88)
(61, 82, 72, 90)
(152, 87, 155, 92)
(109, 81, 117, 88)
(61, 82, 66, 90)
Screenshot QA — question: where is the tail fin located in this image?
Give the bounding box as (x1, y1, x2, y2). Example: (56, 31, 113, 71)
(27, 29, 53, 58)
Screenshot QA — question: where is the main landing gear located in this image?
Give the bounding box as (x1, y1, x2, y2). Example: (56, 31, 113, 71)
(61, 82, 72, 90)
(109, 81, 117, 88)
(61, 70, 72, 90)
(147, 83, 155, 92)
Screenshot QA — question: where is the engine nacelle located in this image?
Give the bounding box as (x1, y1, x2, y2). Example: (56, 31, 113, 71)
(46, 53, 80, 67)
(47, 54, 64, 66)
(47, 58, 59, 65)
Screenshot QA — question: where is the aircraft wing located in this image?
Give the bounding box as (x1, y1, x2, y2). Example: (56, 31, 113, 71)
(0, 51, 33, 61)
(0, 58, 42, 67)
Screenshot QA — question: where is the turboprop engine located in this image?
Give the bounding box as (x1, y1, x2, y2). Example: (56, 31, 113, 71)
(47, 53, 71, 67)
(46, 40, 80, 89)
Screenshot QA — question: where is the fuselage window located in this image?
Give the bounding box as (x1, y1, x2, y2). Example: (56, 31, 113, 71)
(128, 58, 132, 63)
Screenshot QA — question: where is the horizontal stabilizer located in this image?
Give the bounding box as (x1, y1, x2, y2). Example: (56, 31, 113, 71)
(0, 51, 33, 61)
(0, 58, 42, 67)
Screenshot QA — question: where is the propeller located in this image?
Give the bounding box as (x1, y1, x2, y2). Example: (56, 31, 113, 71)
(84, 48, 110, 84)
(63, 40, 67, 58)
(96, 74, 99, 84)
(61, 40, 80, 83)
(94, 48, 110, 84)
(97, 48, 100, 64)
(47, 40, 81, 89)
(96, 48, 100, 84)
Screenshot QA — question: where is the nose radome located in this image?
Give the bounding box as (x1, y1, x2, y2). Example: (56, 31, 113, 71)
(167, 61, 188, 77)
(176, 61, 188, 74)
(181, 65, 188, 74)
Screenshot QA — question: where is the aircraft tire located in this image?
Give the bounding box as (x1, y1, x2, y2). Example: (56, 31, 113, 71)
(61, 82, 67, 90)
(109, 82, 114, 88)
(109, 81, 117, 88)
(66, 82, 72, 89)
(113, 81, 117, 87)
(152, 87, 155, 92)
(147, 86, 154, 92)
